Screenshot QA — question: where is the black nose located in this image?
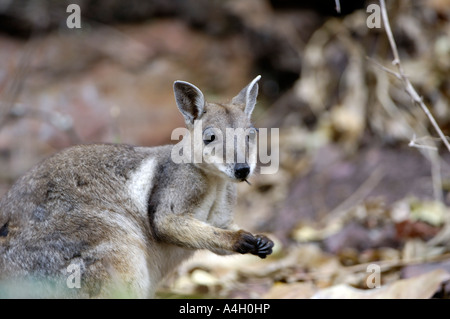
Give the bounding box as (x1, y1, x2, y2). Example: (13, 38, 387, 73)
(234, 163, 250, 180)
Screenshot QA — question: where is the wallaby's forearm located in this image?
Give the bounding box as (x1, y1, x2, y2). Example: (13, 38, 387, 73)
(152, 213, 273, 258)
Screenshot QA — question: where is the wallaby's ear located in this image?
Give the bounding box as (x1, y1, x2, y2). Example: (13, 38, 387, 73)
(174, 80, 205, 125)
(231, 75, 261, 117)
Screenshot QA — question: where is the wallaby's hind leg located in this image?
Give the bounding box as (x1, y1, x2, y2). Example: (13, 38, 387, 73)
(0, 227, 152, 298)
(67, 242, 153, 298)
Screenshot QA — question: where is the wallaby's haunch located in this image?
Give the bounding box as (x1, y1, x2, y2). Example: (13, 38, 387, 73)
(0, 75, 274, 298)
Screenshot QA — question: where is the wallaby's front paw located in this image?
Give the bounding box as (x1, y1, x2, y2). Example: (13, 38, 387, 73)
(254, 234, 274, 259)
(233, 230, 274, 259)
(233, 230, 257, 254)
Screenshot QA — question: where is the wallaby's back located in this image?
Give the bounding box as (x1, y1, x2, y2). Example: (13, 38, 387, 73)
(0, 143, 182, 298)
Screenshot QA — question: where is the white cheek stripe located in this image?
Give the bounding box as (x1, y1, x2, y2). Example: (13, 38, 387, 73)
(127, 157, 157, 215)
(249, 161, 256, 175)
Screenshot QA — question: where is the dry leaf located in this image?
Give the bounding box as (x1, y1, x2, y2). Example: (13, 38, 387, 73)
(312, 269, 450, 299)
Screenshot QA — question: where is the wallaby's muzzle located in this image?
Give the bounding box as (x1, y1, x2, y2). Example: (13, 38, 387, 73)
(234, 163, 250, 180)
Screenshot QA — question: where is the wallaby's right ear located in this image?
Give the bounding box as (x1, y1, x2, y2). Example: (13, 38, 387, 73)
(174, 81, 205, 126)
(231, 75, 261, 118)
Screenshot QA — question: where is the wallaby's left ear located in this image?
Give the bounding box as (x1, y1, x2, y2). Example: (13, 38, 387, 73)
(232, 75, 261, 117)
(174, 80, 205, 126)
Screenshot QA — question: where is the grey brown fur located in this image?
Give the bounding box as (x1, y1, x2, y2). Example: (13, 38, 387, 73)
(0, 76, 273, 298)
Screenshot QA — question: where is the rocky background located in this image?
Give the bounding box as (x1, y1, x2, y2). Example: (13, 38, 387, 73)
(1, 0, 450, 298)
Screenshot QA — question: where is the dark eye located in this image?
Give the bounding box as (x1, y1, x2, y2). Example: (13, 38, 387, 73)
(203, 129, 216, 145)
(247, 127, 257, 141)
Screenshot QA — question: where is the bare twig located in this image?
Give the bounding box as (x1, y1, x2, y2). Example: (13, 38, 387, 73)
(366, 56, 401, 80)
(335, 0, 341, 13)
(407, 133, 443, 202)
(379, 0, 450, 153)
(377, 0, 446, 202)
(408, 134, 438, 151)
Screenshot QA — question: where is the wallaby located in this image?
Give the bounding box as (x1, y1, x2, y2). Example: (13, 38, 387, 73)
(0, 75, 273, 298)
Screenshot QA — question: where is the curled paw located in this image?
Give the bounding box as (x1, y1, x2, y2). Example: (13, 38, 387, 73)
(254, 234, 274, 258)
(232, 230, 274, 259)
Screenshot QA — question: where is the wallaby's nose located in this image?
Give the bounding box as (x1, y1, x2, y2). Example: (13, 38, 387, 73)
(234, 163, 250, 180)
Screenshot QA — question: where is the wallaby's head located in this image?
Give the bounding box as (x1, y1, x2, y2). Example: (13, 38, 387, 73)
(173, 76, 261, 182)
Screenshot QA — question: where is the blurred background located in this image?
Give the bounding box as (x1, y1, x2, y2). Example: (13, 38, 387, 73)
(1, 0, 450, 298)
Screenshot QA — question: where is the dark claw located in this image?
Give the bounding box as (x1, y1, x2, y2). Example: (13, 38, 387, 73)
(259, 241, 274, 251)
(254, 234, 274, 258)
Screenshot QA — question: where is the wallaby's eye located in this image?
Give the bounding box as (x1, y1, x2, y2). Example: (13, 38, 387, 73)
(247, 127, 258, 142)
(203, 128, 216, 145)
